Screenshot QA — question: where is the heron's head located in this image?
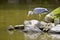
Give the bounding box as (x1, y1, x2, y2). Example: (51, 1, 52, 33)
(27, 11, 33, 19)
(28, 11, 33, 16)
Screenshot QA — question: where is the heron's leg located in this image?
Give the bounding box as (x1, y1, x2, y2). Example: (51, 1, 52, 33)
(39, 14, 41, 20)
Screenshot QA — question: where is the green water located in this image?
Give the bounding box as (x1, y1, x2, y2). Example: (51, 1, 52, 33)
(0, 10, 26, 40)
(0, 4, 60, 40)
(0, 9, 42, 40)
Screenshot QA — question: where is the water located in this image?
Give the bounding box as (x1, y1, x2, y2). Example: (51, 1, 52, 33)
(0, 3, 60, 40)
(49, 34, 60, 39)
(7, 28, 60, 40)
(24, 33, 60, 40)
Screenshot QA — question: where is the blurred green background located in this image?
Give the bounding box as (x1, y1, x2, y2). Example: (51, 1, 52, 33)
(0, 0, 60, 40)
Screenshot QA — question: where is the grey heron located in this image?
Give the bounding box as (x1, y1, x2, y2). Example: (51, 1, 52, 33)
(27, 7, 48, 19)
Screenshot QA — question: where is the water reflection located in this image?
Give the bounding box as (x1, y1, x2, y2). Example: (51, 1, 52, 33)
(24, 32, 60, 40)
(8, 30, 60, 40)
(7, 24, 60, 40)
(24, 33, 40, 40)
(7, 30, 14, 35)
(49, 34, 60, 39)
